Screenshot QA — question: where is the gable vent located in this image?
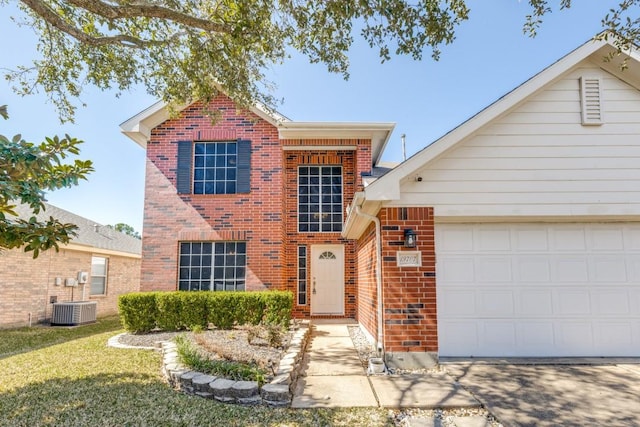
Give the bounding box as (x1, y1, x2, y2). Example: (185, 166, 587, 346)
(579, 76, 603, 125)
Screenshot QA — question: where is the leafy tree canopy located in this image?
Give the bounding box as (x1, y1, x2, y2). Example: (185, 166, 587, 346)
(4, 0, 637, 122)
(0, 105, 94, 258)
(108, 223, 141, 239)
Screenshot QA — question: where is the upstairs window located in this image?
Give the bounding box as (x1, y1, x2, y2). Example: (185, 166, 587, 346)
(176, 140, 251, 194)
(194, 142, 237, 194)
(298, 166, 343, 233)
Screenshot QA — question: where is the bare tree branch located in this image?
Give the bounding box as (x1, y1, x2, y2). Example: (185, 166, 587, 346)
(65, 0, 231, 33)
(20, 0, 171, 47)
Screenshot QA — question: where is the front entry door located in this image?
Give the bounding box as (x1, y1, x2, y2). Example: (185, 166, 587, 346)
(311, 245, 345, 315)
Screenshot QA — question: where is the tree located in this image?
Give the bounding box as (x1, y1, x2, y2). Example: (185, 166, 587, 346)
(7, 1, 635, 123)
(0, 105, 94, 258)
(108, 223, 141, 240)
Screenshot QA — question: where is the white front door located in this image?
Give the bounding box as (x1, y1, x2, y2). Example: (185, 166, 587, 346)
(311, 245, 345, 315)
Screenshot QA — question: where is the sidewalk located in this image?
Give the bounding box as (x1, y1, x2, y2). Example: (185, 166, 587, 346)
(291, 321, 480, 409)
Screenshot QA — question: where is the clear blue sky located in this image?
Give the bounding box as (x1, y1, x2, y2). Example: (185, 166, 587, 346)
(0, 1, 616, 232)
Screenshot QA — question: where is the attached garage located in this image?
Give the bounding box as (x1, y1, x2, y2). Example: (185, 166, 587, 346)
(436, 222, 640, 357)
(344, 36, 640, 364)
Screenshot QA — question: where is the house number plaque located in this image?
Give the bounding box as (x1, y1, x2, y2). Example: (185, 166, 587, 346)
(397, 251, 421, 267)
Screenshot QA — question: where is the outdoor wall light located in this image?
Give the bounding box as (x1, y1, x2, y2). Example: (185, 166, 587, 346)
(404, 229, 417, 248)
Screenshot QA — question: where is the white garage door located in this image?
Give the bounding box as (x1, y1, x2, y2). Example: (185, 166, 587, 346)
(436, 223, 640, 357)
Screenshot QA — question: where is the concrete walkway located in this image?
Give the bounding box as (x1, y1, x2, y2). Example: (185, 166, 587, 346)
(291, 321, 479, 409)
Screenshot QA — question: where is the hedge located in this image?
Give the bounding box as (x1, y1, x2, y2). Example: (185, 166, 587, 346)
(118, 290, 293, 333)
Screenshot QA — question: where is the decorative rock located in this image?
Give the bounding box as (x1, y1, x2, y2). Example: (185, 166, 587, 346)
(179, 371, 199, 391)
(210, 378, 236, 402)
(270, 373, 291, 385)
(192, 374, 217, 392)
(280, 354, 296, 365)
(161, 342, 176, 351)
(261, 384, 290, 404)
(179, 371, 199, 383)
(169, 368, 190, 384)
(232, 381, 259, 399)
(155, 322, 311, 407)
(277, 362, 294, 376)
(164, 363, 181, 372)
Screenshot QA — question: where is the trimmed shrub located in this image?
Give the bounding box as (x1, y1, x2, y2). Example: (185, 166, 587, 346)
(261, 291, 293, 326)
(156, 291, 209, 331)
(119, 290, 293, 333)
(118, 292, 158, 333)
(155, 292, 184, 331)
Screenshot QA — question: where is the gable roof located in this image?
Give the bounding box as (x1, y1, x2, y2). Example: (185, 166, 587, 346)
(13, 203, 142, 257)
(120, 100, 291, 148)
(343, 33, 640, 238)
(121, 100, 395, 167)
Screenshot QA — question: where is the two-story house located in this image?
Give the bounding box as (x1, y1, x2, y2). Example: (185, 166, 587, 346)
(121, 96, 394, 322)
(122, 35, 640, 366)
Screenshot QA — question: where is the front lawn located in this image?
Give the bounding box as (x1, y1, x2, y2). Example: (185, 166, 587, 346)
(0, 317, 392, 426)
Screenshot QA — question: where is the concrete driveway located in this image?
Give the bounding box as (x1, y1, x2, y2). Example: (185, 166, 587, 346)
(443, 361, 640, 427)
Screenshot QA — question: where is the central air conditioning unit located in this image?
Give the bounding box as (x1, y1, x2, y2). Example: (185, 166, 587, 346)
(51, 301, 98, 326)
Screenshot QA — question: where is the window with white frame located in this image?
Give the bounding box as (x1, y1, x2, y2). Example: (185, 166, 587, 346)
(298, 166, 343, 232)
(90, 256, 108, 295)
(178, 242, 246, 291)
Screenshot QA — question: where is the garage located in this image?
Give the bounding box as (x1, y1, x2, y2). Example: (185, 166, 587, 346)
(436, 223, 640, 357)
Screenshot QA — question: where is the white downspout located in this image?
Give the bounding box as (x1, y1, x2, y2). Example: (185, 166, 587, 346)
(354, 205, 384, 357)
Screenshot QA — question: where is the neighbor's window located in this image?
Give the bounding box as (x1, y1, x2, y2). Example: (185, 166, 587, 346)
(193, 142, 237, 194)
(178, 242, 246, 291)
(90, 256, 108, 295)
(298, 166, 343, 232)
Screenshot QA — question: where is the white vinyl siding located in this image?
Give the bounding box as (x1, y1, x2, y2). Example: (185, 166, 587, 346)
(396, 65, 640, 219)
(436, 223, 640, 357)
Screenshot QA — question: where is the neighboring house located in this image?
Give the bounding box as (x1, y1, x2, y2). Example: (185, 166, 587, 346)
(0, 203, 142, 328)
(122, 35, 640, 367)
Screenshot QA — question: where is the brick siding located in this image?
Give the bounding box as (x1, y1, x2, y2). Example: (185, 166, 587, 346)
(0, 247, 140, 328)
(142, 96, 284, 292)
(140, 95, 374, 320)
(379, 207, 437, 352)
(355, 207, 437, 352)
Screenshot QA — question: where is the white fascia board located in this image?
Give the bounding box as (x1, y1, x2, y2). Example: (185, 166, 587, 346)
(120, 100, 171, 148)
(63, 242, 142, 259)
(278, 122, 395, 167)
(120, 99, 289, 148)
(342, 192, 383, 239)
(364, 36, 613, 200)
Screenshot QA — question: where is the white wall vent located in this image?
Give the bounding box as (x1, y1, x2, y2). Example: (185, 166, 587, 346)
(580, 76, 604, 125)
(51, 301, 97, 326)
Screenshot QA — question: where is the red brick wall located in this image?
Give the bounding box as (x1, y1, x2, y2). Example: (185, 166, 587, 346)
(141, 96, 376, 318)
(141, 96, 284, 292)
(0, 247, 140, 328)
(379, 207, 437, 352)
(281, 147, 363, 318)
(356, 222, 378, 338)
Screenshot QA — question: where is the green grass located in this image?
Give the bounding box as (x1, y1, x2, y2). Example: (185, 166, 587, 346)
(0, 317, 393, 426)
(0, 316, 123, 358)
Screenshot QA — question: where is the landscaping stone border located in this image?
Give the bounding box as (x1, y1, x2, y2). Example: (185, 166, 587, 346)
(160, 321, 310, 406)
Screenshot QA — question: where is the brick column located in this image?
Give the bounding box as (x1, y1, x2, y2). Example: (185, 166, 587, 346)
(379, 207, 437, 368)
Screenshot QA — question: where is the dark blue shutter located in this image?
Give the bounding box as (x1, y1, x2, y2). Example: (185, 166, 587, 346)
(237, 139, 251, 193)
(176, 141, 192, 194)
